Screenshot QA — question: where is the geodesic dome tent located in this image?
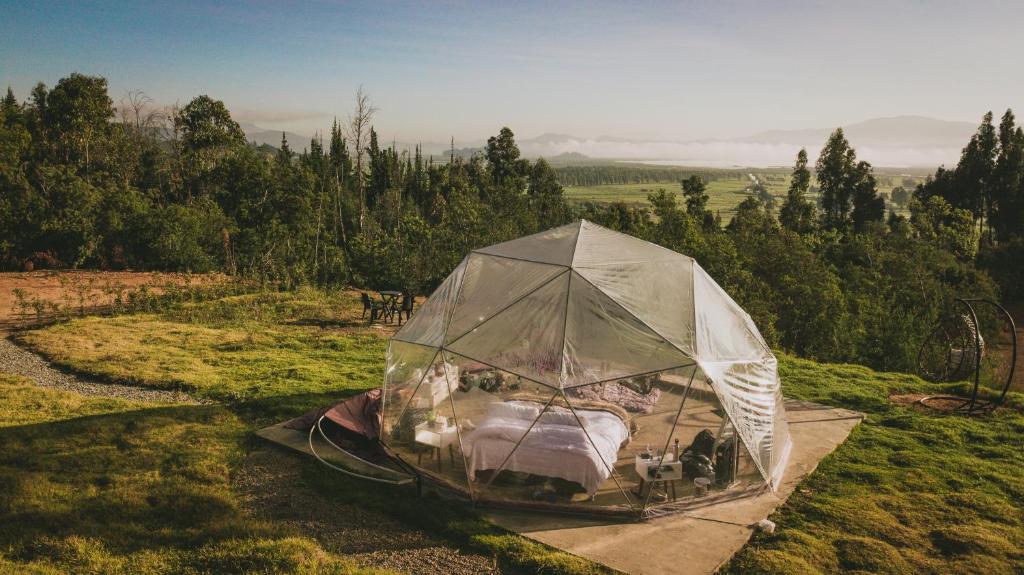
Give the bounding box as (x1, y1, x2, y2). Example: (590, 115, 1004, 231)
(381, 220, 791, 518)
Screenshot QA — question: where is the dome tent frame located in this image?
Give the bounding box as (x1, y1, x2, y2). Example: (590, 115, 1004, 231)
(382, 220, 792, 518)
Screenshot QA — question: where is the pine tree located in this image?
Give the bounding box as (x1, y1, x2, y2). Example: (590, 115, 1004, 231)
(816, 129, 855, 231)
(680, 175, 711, 225)
(953, 112, 997, 226)
(779, 148, 816, 234)
(990, 109, 1023, 241)
(276, 132, 293, 165)
(1, 88, 20, 127)
(327, 118, 353, 253)
(366, 128, 386, 213)
(850, 160, 884, 231)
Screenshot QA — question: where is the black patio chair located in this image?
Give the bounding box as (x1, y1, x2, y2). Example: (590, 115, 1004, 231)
(361, 292, 386, 323)
(397, 294, 416, 325)
(360, 292, 374, 318)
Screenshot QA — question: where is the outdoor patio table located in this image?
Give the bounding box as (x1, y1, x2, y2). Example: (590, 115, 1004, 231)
(378, 290, 402, 322)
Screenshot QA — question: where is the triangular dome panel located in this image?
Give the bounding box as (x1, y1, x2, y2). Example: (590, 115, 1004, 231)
(573, 220, 683, 267)
(474, 221, 580, 266)
(562, 271, 694, 388)
(574, 258, 697, 359)
(692, 263, 769, 361)
(393, 258, 467, 348)
(446, 253, 566, 344)
(446, 272, 569, 387)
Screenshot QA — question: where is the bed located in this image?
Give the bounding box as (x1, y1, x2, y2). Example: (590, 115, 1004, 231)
(462, 400, 630, 496)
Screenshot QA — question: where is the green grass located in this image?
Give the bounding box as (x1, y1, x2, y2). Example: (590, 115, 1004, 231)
(723, 357, 1024, 574)
(15, 289, 387, 402)
(0, 373, 389, 575)
(5, 288, 1023, 574)
(4, 289, 608, 574)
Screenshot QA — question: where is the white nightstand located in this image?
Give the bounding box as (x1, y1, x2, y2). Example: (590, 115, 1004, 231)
(635, 453, 683, 501)
(415, 421, 459, 471)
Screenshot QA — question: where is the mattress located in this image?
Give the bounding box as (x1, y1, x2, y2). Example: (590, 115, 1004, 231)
(463, 400, 629, 495)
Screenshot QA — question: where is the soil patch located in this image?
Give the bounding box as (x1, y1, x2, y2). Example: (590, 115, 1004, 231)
(0, 270, 223, 333)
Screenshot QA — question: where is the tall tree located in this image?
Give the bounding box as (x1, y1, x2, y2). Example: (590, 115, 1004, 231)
(347, 87, 376, 231)
(850, 160, 884, 231)
(816, 129, 856, 231)
(41, 73, 114, 175)
(681, 175, 712, 227)
(174, 95, 244, 201)
(1, 88, 20, 126)
(528, 158, 569, 229)
(366, 128, 385, 213)
(990, 109, 1024, 241)
(175, 95, 244, 152)
(954, 112, 997, 227)
(327, 118, 353, 249)
(779, 148, 816, 234)
(486, 127, 526, 187)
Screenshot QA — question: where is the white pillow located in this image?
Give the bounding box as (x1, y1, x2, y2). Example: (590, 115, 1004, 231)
(538, 409, 578, 426)
(490, 401, 540, 421)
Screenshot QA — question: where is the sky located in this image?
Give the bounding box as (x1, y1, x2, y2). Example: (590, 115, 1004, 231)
(2, 0, 1023, 148)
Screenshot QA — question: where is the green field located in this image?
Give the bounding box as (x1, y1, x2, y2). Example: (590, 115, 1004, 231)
(564, 168, 923, 219)
(565, 172, 792, 219)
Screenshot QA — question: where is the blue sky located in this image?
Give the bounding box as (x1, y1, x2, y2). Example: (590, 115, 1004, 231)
(2, 1, 1022, 144)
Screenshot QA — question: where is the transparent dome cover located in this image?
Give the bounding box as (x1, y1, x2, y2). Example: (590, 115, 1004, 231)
(382, 221, 791, 517)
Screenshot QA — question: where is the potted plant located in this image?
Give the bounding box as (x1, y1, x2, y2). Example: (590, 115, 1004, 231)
(426, 410, 439, 429)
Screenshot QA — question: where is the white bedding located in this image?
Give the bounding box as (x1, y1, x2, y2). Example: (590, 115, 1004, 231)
(463, 401, 629, 495)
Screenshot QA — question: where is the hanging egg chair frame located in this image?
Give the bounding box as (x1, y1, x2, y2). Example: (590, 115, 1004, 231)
(918, 298, 1017, 415)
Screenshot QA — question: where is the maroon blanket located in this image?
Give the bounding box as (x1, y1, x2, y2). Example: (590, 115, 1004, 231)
(284, 388, 383, 440)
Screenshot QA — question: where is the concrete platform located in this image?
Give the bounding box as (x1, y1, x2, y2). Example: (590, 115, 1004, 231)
(484, 399, 863, 575)
(258, 399, 862, 575)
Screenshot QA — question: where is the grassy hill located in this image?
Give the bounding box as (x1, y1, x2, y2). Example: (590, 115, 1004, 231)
(2, 288, 1021, 574)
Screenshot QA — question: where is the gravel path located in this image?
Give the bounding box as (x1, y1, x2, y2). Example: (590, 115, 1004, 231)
(235, 447, 501, 575)
(0, 336, 202, 404)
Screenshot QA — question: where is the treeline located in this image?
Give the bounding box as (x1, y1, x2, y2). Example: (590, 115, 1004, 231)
(914, 110, 1024, 298)
(1, 73, 1021, 374)
(554, 164, 748, 187)
(0, 75, 569, 293)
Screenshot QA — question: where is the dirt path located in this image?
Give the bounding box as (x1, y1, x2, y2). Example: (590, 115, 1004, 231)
(235, 446, 500, 575)
(0, 270, 222, 333)
(0, 337, 201, 404)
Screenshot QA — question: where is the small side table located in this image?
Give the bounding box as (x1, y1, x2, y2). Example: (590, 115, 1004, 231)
(635, 454, 683, 501)
(415, 421, 459, 472)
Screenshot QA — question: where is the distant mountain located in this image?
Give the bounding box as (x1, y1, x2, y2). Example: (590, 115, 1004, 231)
(544, 151, 592, 164)
(750, 115, 977, 149)
(519, 133, 578, 146)
(513, 116, 977, 168)
(238, 122, 312, 150)
(241, 115, 976, 168)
